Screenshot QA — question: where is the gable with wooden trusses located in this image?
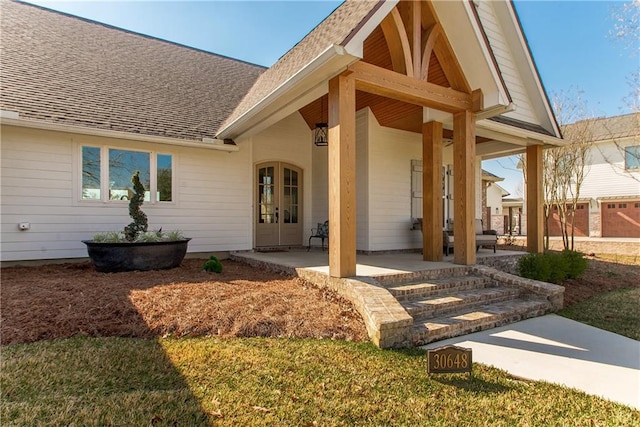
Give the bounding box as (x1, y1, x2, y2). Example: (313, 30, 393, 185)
(218, 0, 562, 157)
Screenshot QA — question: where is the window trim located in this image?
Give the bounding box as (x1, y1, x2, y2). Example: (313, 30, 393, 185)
(79, 144, 175, 204)
(625, 145, 640, 171)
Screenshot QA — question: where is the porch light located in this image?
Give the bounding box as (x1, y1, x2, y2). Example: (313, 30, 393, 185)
(314, 123, 328, 146)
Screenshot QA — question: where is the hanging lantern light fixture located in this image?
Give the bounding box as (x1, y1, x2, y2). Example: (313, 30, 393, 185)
(314, 96, 328, 146)
(314, 122, 328, 146)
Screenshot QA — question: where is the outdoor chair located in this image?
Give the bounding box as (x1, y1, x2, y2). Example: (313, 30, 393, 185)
(308, 220, 329, 251)
(443, 230, 454, 256)
(475, 219, 497, 253)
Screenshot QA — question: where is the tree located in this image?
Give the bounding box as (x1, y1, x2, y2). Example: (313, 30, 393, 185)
(523, 90, 595, 251)
(610, 0, 640, 56)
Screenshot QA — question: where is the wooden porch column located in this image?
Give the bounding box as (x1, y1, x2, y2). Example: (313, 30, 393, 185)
(526, 144, 544, 253)
(328, 74, 357, 278)
(422, 121, 443, 261)
(453, 110, 476, 265)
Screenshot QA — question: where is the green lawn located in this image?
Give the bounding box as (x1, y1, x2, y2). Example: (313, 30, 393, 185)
(2, 337, 638, 426)
(559, 287, 640, 341)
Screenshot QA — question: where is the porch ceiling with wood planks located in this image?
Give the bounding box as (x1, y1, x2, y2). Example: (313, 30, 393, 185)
(298, 2, 490, 142)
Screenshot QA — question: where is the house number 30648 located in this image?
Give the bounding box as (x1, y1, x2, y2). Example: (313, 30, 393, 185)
(427, 345, 473, 374)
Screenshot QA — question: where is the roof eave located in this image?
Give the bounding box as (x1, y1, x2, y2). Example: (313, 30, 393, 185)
(216, 45, 357, 139)
(0, 115, 240, 152)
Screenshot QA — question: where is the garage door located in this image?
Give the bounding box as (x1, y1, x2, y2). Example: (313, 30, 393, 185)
(547, 203, 589, 237)
(601, 201, 640, 238)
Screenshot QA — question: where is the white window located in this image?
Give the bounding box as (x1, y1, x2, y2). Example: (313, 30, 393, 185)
(81, 146, 173, 202)
(625, 145, 640, 170)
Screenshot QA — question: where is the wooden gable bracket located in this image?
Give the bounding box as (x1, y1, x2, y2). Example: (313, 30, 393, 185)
(380, 8, 413, 77)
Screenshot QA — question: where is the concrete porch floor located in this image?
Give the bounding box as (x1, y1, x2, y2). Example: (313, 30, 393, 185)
(231, 248, 524, 278)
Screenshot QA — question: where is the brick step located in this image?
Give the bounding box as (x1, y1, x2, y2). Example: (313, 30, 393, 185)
(403, 286, 522, 319)
(411, 298, 552, 346)
(387, 275, 493, 301)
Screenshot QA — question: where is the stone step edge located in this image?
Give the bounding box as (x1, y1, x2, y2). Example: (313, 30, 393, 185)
(373, 265, 473, 287)
(388, 276, 494, 300)
(403, 287, 522, 318)
(411, 299, 551, 346)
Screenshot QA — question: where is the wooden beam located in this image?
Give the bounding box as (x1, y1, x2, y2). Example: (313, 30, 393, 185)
(526, 144, 544, 253)
(408, 0, 422, 79)
(422, 121, 444, 261)
(348, 61, 473, 113)
(453, 110, 476, 265)
(380, 7, 413, 76)
(328, 73, 357, 278)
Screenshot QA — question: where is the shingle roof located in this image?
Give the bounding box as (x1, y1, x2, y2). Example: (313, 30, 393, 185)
(0, 0, 265, 140)
(563, 113, 640, 142)
(219, 0, 382, 133)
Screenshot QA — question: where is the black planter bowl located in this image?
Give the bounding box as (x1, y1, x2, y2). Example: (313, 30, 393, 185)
(83, 239, 191, 272)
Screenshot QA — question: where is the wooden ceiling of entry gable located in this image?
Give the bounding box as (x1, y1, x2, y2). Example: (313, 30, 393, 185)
(299, 0, 481, 137)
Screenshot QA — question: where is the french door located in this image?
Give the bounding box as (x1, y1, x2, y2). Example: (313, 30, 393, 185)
(255, 162, 303, 247)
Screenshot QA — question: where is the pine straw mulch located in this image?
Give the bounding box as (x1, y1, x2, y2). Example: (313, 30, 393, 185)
(3, 254, 638, 346)
(0, 259, 368, 345)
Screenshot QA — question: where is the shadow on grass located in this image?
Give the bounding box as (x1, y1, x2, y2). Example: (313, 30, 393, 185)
(0, 260, 220, 424)
(432, 374, 512, 394)
(386, 347, 513, 394)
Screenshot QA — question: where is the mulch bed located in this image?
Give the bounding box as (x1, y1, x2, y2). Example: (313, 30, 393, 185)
(2, 255, 638, 346)
(1, 259, 368, 345)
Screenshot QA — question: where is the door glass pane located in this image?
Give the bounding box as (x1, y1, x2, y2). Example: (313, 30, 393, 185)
(283, 167, 299, 224)
(258, 166, 275, 223)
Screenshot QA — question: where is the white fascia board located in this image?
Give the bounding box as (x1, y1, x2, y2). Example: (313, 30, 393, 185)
(460, 0, 511, 108)
(341, 0, 399, 57)
(217, 45, 358, 139)
(494, 1, 561, 138)
(477, 118, 565, 146)
(0, 116, 240, 152)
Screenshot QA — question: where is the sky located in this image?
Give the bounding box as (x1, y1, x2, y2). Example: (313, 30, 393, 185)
(23, 0, 639, 197)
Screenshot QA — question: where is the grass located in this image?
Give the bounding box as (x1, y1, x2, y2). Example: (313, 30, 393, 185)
(2, 337, 638, 426)
(559, 287, 640, 340)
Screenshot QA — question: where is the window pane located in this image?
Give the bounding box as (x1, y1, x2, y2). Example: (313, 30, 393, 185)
(625, 146, 640, 170)
(258, 166, 275, 223)
(82, 146, 101, 200)
(109, 149, 150, 201)
(157, 154, 172, 201)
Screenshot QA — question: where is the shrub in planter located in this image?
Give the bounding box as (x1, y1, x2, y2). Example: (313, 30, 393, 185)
(83, 171, 190, 272)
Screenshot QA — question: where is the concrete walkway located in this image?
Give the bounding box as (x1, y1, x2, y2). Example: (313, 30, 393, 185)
(421, 314, 640, 410)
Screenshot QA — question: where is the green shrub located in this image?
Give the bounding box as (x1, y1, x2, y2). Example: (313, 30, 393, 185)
(547, 252, 569, 284)
(203, 256, 223, 273)
(518, 252, 551, 282)
(562, 249, 588, 279)
(124, 171, 148, 242)
(517, 250, 588, 283)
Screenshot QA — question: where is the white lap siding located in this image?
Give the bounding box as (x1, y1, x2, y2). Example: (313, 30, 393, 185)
(0, 125, 253, 261)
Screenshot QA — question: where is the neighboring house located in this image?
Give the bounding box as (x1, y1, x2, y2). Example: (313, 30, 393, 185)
(0, 0, 563, 276)
(502, 197, 524, 235)
(546, 113, 640, 238)
(481, 169, 509, 233)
